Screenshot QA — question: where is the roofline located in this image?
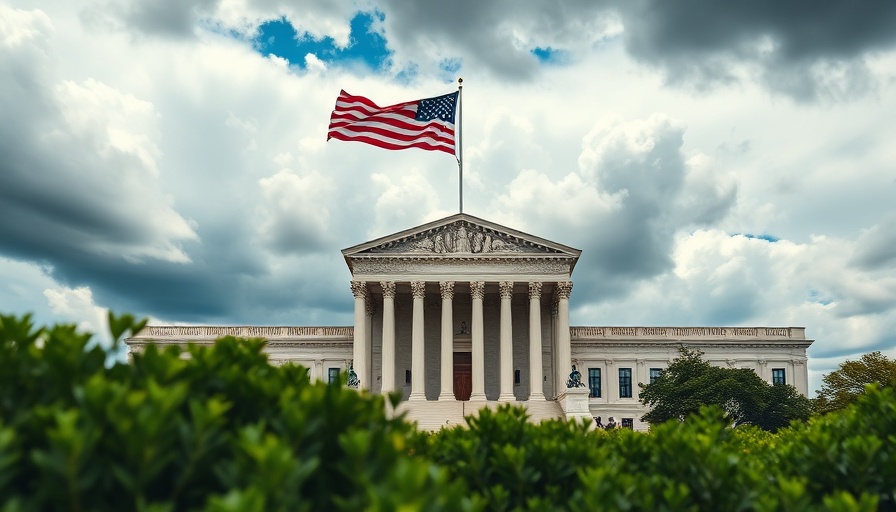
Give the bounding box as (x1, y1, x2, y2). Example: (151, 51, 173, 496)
(341, 213, 582, 272)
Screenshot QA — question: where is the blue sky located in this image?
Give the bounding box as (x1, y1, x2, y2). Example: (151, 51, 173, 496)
(255, 12, 391, 72)
(2, 0, 896, 393)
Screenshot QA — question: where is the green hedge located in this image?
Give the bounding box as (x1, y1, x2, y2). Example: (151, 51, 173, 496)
(1, 313, 893, 511)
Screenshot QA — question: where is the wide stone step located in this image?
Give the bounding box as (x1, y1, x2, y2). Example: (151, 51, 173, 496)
(396, 400, 565, 430)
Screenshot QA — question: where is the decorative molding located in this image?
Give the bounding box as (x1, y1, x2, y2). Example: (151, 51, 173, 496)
(131, 326, 354, 339)
(439, 281, 455, 300)
(528, 281, 543, 300)
(499, 281, 514, 299)
(352, 256, 574, 276)
(380, 281, 396, 299)
(411, 281, 426, 299)
(574, 341, 812, 350)
(350, 257, 571, 276)
(350, 280, 367, 299)
(570, 326, 806, 340)
(470, 281, 485, 300)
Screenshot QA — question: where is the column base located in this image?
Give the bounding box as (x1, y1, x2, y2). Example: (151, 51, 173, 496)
(408, 392, 427, 402)
(529, 393, 545, 401)
(497, 393, 516, 402)
(438, 393, 455, 401)
(469, 393, 487, 401)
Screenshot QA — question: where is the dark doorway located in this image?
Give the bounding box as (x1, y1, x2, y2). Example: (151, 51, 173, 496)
(454, 352, 472, 401)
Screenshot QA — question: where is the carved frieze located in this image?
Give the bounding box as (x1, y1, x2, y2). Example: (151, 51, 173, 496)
(365, 220, 562, 255)
(350, 257, 571, 275)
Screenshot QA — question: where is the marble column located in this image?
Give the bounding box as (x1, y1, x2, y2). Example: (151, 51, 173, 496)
(555, 281, 573, 397)
(439, 281, 455, 400)
(351, 281, 368, 390)
(365, 295, 374, 391)
(470, 281, 487, 401)
(498, 281, 515, 401)
(409, 281, 427, 401)
(380, 281, 396, 394)
(528, 282, 544, 401)
(551, 296, 560, 397)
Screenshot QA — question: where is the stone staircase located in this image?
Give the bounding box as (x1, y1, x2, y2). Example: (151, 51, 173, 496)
(396, 399, 565, 431)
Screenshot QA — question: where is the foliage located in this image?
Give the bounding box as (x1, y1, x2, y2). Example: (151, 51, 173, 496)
(814, 351, 896, 414)
(638, 348, 811, 431)
(2, 313, 894, 511)
(0, 312, 471, 511)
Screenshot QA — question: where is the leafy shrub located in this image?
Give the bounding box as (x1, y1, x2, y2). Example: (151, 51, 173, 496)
(0, 312, 471, 511)
(1, 312, 893, 511)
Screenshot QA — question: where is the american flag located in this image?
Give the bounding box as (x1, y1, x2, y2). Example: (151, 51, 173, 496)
(327, 90, 458, 155)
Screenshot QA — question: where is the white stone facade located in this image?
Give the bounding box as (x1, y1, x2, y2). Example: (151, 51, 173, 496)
(126, 214, 812, 430)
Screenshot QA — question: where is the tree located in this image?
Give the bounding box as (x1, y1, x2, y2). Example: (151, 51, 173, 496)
(814, 351, 896, 414)
(639, 348, 811, 431)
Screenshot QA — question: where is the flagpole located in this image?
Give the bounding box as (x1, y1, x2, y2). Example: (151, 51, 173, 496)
(457, 77, 463, 214)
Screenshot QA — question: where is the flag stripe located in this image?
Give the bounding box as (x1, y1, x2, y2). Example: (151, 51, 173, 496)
(327, 89, 457, 155)
(329, 114, 454, 141)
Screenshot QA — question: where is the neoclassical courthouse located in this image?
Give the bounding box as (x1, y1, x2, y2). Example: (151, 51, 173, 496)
(126, 213, 812, 430)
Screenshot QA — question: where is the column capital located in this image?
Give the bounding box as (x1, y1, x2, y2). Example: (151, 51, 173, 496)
(411, 281, 426, 299)
(470, 281, 485, 300)
(380, 280, 396, 299)
(528, 281, 543, 299)
(350, 280, 368, 299)
(555, 281, 573, 300)
(499, 281, 514, 299)
(440, 281, 455, 300)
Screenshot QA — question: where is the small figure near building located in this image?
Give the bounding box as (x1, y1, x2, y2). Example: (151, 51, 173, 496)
(567, 365, 585, 388)
(605, 417, 617, 430)
(593, 416, 604, 429)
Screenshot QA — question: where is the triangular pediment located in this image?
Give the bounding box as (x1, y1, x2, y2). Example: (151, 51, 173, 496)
(342, 213, 581, 258)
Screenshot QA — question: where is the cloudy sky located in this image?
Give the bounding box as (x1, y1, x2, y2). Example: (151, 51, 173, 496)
(2, 0, 896, 391)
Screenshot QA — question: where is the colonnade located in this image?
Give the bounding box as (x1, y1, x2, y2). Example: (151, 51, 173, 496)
(350, 280, 573, 402)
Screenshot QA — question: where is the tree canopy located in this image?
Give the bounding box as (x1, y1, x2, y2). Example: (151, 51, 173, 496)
(814, 351, 896, 414)
(639, 348, 811, 431)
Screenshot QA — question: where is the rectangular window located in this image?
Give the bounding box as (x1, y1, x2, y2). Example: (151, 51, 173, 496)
(514, 369, 521, 386)
(588, 368, 601, 398)
(406, 369, 411, 385)
(621, 418, 634, 430)
(619, 368, 632, 398)
(649, 368, 663, 384)
(772, 368, 786, 386)
(328, 367, 340, 384)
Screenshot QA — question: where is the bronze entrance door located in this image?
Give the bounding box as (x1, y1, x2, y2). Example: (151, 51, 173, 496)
(453, 352, 472, 401)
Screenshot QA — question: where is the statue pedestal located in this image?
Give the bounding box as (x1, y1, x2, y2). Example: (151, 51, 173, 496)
(557, 387, 591, 423)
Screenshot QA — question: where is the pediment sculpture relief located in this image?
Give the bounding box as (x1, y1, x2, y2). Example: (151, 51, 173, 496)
(369, 222, 555, 254)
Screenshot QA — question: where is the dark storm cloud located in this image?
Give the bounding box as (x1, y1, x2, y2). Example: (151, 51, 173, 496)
(614, 0, 896, 100)
(523, 115, 737, 308)
(81, 0, 221, 38)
